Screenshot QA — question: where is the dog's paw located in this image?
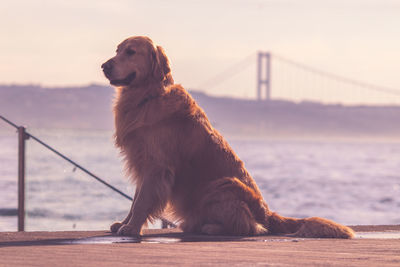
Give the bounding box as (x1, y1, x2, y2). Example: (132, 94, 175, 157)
(110, 222, 124, 233)
(116, 224, 141, 237)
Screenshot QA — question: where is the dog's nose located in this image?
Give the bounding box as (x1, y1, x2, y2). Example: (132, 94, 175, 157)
(101, 59, 113, 73)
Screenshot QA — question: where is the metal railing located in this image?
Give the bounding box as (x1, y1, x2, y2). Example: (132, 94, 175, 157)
(0, 114, 176, 231)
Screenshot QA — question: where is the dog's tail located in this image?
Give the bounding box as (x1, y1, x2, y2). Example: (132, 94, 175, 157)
(265, 211, 355, 239)
(199, 176, 354, 238)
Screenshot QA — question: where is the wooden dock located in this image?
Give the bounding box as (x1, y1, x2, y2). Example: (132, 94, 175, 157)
(1, 225, 400, 266)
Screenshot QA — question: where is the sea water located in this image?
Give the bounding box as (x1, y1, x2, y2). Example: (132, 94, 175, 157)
(0, 128, 399, 231)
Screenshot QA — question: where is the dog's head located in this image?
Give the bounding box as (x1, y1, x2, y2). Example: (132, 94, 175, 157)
(102, 36, 172, 87)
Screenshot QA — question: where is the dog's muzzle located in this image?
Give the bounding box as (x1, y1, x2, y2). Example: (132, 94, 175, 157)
(101, 59, 114, 79)
(102, 59, 136, 86)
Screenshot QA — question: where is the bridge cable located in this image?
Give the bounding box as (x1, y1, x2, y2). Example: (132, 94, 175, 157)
(273, 53, 400, 97)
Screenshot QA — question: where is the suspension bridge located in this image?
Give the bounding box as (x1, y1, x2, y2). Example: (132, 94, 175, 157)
(197, 52, 400, 105)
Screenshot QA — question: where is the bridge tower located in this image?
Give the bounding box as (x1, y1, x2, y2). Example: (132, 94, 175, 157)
(257, 52, 271, 101)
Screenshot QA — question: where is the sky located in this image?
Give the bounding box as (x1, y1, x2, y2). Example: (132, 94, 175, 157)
(1, 0, 400, 104)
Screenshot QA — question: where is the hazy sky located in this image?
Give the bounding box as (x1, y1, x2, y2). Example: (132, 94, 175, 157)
(1, 0, 400, 104)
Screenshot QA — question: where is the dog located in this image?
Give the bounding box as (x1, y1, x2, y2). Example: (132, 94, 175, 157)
(102, 36, 354, 238)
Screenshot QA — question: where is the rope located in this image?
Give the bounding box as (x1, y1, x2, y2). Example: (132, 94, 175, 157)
(0, 114, 176, 228)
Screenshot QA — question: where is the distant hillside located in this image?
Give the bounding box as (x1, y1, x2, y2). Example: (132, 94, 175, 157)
(0, 84, 114, 129)
(1, 84, 400, 140)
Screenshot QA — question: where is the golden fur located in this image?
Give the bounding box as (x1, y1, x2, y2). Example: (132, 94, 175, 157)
(101, 36, 354, 238)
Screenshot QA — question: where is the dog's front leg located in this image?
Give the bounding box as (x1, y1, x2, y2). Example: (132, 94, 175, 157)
(117, 170, 173, 237)
(110, 187, 139, 233)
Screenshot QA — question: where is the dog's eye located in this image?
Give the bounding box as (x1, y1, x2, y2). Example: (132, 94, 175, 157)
(126, 49, 136, 56)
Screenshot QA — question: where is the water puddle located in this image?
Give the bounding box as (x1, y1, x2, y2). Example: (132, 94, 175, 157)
(59, 231, 400, 245)
(65, 236, 304, 244)
(65, 236, 184, 244)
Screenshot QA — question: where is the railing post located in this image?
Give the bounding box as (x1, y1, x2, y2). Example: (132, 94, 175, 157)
(18, 126, 28, 231)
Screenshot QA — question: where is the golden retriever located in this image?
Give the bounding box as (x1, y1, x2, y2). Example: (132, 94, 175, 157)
(101, 36, 354, 238)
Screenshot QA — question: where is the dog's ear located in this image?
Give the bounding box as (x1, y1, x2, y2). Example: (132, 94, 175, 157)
(152, 46, 171, 83)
